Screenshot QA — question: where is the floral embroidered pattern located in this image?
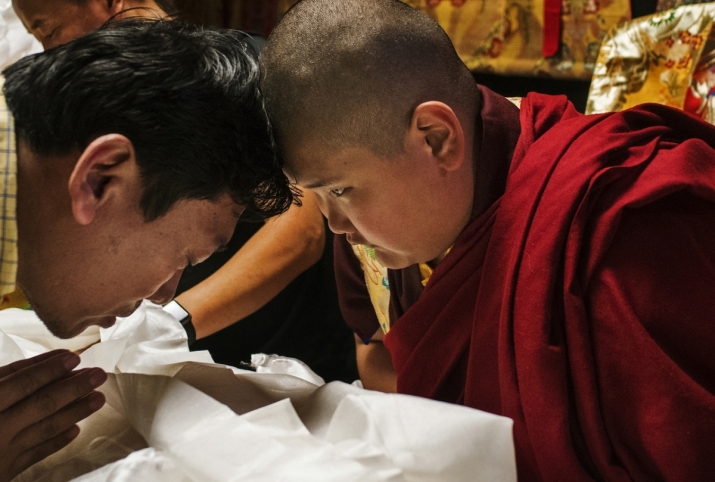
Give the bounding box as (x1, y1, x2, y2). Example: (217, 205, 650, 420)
(587, 3, 715, 125)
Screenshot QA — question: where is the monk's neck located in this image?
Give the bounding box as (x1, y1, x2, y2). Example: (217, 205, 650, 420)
(426, 251, 448, 269)
(470, 87, 519, 222)
(426, 93, 483, 270)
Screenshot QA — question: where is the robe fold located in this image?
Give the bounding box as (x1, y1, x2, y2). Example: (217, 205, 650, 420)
(383, 93, 715, 481)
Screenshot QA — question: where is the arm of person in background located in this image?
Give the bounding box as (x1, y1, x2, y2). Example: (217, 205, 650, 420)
(355, 329, 397, 393)
(174, 189, 325, 340)
(0, 350, 106, 482)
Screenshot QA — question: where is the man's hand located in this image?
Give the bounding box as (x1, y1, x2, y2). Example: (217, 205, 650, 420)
(0, 350, 107, 481)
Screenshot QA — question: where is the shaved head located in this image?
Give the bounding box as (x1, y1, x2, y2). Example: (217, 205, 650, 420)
(261, 0, 477, 156)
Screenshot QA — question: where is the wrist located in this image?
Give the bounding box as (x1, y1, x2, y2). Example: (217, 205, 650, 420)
(163, 299, 196, 346)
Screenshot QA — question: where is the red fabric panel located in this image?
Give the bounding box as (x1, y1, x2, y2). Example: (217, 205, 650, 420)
(543, 0, 562, 57)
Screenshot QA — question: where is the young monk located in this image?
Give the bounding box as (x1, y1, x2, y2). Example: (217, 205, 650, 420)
(261, 0, 715, 480)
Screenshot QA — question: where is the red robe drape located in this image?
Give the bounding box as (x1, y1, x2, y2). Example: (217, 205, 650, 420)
(385, 93, 715, 481)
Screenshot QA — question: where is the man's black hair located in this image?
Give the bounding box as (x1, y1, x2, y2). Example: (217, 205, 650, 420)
(155, 0, 176, 13)
(261, 0, 477, 156)
(4, 19, 295, 221)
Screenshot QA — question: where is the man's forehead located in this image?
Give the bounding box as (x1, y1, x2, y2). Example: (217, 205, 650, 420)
(14, 0, 50, 21)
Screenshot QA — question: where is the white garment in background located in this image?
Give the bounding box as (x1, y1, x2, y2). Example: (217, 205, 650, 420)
(0, 0, 42, 70)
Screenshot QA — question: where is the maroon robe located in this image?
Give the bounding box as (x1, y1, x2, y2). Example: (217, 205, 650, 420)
(376, 92, 715, 480)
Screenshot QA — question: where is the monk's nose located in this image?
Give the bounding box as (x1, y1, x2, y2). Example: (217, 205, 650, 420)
(325, 206, 355, 235)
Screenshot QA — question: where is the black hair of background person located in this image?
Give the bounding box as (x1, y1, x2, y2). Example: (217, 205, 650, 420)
(3, 18, 295, 221)
(176, 220, 359, 384)
(156, 0, 177, 13)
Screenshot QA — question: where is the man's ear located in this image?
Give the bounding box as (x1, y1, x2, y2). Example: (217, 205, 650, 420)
(408, 101, 466, 172)
(68, 134, 139, 226)
(107, 0, 127, 15)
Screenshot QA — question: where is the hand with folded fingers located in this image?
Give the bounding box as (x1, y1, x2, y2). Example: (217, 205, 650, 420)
(0, 350, 107, 482)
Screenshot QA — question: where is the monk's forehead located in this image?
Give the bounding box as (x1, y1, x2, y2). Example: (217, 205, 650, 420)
(283, 141, 383, 186)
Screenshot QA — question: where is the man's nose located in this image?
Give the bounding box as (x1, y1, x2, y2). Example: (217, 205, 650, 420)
(148, 270, 184, 306)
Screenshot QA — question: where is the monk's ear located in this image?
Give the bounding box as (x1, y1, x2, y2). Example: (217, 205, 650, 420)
(68, 134, 140, 225)
(408, 101, 466, 172)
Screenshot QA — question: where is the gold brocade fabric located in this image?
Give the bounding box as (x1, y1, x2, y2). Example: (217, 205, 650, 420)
(586, 4, 715, 125)
(351, 245, 392, 335)
(351, 245, 448, 335)
(279, 0, 631, 80)
(657, 0, 713, 12)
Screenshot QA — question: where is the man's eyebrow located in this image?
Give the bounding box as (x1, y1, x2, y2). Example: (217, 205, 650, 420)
(30, 19, 46, 30)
